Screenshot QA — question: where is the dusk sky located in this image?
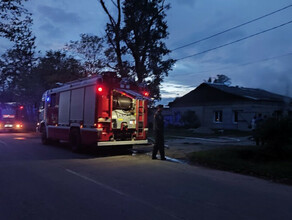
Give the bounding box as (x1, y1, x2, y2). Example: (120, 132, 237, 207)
(3, 0, 292, 104)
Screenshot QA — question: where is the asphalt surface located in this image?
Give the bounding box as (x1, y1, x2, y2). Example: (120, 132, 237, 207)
(0, 132, 292, 220)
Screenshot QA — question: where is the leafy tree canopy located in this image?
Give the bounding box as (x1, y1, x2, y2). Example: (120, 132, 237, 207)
(181, 110, 201, 129)
(0, 0, 36, 103)
(21, 50, 85, 105)
(34, 50, 85, 90)
(99, 0, 175, 100)
(206, 74, 231, 86)
(65, 34, 105, 76)
(0, 0, 31, 42)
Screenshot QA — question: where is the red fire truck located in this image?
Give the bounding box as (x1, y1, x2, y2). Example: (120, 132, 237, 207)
(39, 73, 149, 151)
(0, 102, 25, 132)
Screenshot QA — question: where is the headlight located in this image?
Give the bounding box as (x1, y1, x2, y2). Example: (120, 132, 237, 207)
(15, 124, 23, 129)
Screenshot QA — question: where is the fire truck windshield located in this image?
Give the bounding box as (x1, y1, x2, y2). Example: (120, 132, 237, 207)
(1, 108, 16, 119)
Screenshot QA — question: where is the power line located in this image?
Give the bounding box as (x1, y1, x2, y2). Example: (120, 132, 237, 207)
(188, 51, 292, 75)
(171, 4, 292, 51)
(176, 20, 292, 61)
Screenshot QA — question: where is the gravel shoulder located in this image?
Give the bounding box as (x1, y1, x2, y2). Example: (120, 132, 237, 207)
(136, 136, 255, 161)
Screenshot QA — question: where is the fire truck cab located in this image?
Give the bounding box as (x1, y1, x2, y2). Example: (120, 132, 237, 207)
(39, 73, 149, 151)
(0, 102, 25, 132)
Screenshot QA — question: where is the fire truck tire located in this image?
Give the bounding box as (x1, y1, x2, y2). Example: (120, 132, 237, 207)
(70, 128, 82, 153)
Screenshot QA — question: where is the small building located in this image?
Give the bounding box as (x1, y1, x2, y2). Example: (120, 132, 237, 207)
(168, 83, 292, 131)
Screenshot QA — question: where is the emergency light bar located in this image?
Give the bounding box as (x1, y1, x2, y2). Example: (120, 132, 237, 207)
(3, 115, 15, 118)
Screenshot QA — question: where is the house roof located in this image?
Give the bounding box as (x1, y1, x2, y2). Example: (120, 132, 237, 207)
(207, 83, 291, 102)
(170, 83, 292, 107)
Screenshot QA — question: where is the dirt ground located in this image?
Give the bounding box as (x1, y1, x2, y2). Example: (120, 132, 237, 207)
(135, 135, 255, 161)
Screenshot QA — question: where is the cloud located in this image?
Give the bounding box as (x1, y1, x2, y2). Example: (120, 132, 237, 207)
(37, 5, 83, 25)
(163, 0, 292, 102)
(18, 0, 292, 102)
(171, 0, 197, 7)
(24, 0, 105, 52)
(161, 82, 194, 98)
(39, 23, 62, 38)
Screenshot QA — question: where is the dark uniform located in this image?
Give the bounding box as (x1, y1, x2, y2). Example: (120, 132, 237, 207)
(152, 105, 166, 160)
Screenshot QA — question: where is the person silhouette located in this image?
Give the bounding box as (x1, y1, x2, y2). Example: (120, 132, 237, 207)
(152, 105, 166, 160)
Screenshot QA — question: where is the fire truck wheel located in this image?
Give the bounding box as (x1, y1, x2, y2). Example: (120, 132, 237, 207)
(70, 128, 82, 153)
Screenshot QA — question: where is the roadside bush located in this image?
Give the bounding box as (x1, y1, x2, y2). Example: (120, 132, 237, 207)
(259, 117, 292, 152)
(180, 110, 201, 129)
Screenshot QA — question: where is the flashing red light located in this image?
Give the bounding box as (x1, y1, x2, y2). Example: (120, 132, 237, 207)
(19, 106, 24, 110)
(97, 86, 103, 92)
(143, 91, 149, 97)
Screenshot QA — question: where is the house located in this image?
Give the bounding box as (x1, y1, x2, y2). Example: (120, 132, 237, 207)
(168, 83, 292, 131)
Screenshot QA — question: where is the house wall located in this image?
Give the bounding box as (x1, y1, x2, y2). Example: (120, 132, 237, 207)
(170, 101, 290, 131)
(148, 107, 179, 128)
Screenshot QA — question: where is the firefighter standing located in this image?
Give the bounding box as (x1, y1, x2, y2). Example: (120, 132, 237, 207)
(152, 105, 166, 160)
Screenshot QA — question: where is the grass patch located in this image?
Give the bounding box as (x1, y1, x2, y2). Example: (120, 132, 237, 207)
(148, 128, 252, 139)
(188, 145, 292, 185)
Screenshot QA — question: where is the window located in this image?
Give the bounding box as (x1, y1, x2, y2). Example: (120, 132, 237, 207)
(214, 111, 222, 123)
(49, 93, 59, 108)
(50, 94, 56, 107)
(233, 111, 238, 123)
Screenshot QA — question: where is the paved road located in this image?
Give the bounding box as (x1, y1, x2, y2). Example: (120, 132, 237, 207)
(0, 132, 292, 220)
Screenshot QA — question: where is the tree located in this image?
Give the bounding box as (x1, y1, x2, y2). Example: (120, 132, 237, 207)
(100, 0, 129, 78)
(21, 50, 84, 106)
(213, 74, 231, 85)
(0, 4, 36, 103)
(34, 51, 84, 86)
(0, 0, 31, 42)
(181, 110, 201, 129)
(65, 34, 105, 76)
(258, 117, 292, 153)
(99, 0, 175, 100)
(122, 1, 174, 95)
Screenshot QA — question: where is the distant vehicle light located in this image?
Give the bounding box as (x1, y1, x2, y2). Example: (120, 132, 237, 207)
(97, 123, 102, 128)
(19, 106, 24, 110)
(143, 91, 149, 97)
